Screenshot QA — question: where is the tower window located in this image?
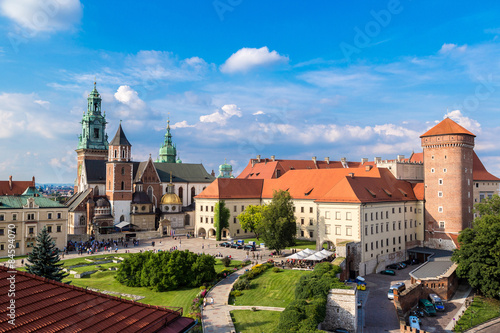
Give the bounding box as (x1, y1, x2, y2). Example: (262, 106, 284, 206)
(94, 128, 99, 139)
(121, 181, 125, 190)
(438, 191, 443, 197)
(121, 167, 125, 175)
(431, 168, 435, 173)
(114, 150, 117, 158)
(443, 168, 447, 173)
(439, 221, 445, 228)
(122, 150, 125, 159)
(439, 179, 443, 185)
(438, 206, 443, 212)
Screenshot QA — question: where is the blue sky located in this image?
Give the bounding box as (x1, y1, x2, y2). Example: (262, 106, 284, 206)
(1, 0, 500, 183)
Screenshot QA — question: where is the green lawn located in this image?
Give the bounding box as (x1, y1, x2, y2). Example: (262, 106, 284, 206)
(231, 310, 280, 333)
(231, 268, 310, 307)
(454, 296, 500, 332)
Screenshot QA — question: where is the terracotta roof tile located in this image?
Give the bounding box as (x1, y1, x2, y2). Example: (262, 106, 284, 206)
(473, 151, 500, 181)
(196, 178, 264, 199)
(0, 179, 35, 196)
(420, 118, 475, 138)
(0, 266, 194, 332)
(412, 183, 425, 201)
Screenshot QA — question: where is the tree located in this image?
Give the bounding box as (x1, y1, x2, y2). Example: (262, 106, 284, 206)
(214, 200, 230, 241)
(26, 226, 67, 282)
(238, 204, 267, 240)
(259, 190, 297, 254)
(452, 195, 500, 298)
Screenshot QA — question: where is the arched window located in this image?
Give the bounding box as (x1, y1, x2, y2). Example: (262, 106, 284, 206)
(191, 186, 196, 203)
(114, 150, 117, 158)
(178, 187, 183, 201)
(121, 167, 125, 175)
(147, 186, 153, 203)
(122, 150, 125, 159)
(94, 186, 99, 196)
(120, 215, 125, 222)
(121, 181, 124, 190)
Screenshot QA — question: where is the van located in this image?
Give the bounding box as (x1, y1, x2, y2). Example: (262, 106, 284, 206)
(387, 282, 406, 300)
(419, 299, 437, 316)
(429, 293, 445, 311)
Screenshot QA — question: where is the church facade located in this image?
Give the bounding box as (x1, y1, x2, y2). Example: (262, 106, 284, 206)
(67, 83, 215, 239)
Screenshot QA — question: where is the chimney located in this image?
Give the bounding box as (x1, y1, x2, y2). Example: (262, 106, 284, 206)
(211, 169, 215, 177)
(32, 176, 35, 186)
(271, 155, 275, 161)
(397, 155, 405, 162)
(312, 156, 317, 164)
(9, 175, 12, 190)
(365, 165, 373, 172)
(348, 173, 355, 178)
(324, 157, 330, 164)
(361, 158, 368, 164)
(341, 157, 346, 163)
(374, 157, 382, 164)
(256, 155, 261, 162)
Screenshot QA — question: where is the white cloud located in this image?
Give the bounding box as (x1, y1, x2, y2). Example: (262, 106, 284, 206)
(443, 110, 481, 134)
(0, 0, 82, 32)
(220, 47, 288, 74)
(34, 99, 50, 108)
(200, 104, 242, 125)
(439, 43, 467, 54)
(114, 85, 146, 110)
(171, 120, 194, 129)
(253, 110, 265, 115)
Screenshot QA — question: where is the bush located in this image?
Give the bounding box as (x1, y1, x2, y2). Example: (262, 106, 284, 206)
(233, 278, 251, 291)
(230, 290, 242, 297)
(221, 256, 232, 267)
(272, 267, 281, 273)
(242, 259, 251, 267)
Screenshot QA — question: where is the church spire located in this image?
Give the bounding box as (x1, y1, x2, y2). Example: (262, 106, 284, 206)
(77, 81, 108, 150)
(156, 118, 177, 163)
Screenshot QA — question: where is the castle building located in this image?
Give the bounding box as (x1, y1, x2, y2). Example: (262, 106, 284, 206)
(67, 83, 215, 239)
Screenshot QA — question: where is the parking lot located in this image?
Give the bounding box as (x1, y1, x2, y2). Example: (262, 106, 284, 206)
(360, 264, 471, 333)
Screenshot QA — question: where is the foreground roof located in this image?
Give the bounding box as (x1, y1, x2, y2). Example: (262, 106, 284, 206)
(420, 118, 475, 138)
(0, 266, 194, 332)
(472, 151, 500, 181)
(0, 195, 64, 209)
(0, 177, 35, 196)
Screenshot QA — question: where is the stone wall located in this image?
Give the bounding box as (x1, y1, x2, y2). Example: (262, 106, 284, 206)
(394, 282, 425, 314)
(320, 287, 357, 332)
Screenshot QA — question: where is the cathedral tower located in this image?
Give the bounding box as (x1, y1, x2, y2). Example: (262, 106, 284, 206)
(106, 123, 133, 224)
(156, 120, 177, 163)
(75, 82, 109, 191)
(420, 118, 475, 249)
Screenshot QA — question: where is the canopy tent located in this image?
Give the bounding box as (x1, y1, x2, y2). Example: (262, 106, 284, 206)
(301, 248, 317, 255)
(114, 221, 131, 229)
(304, 252, 329, 261)
(287, 251, 310, 260)
(319, 249, 334, 256)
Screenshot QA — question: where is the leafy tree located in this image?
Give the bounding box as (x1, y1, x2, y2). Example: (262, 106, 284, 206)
(452, 195, 500, 298)
(238, 204, 267, 239)
(259, 190, 297, 254)
(214, 200, 230, 241)
(26, 226, 67, 282)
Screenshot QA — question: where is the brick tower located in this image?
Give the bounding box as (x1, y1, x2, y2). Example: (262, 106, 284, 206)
(75, 82, 109, 192)
(420, 118, 475, 250)
(106, 123, 133, 224)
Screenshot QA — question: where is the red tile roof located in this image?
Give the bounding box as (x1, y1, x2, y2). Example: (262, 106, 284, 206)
(409, 152, 423, 163)
(420, 118, 475, 138)
(237, 158, 363, 179)
(473, 151, 500, 181)
(412, 183, 425, 201)
(0, 266, 194, 333)
(198, 167, 420, 204)
(0, 177, 35, 196)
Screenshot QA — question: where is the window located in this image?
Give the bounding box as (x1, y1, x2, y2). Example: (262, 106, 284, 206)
(393, 222, 396, 231)
(12, 214, 16, 221)
(346, 212, 352, 220)
(301, 218, 304, 225)
(121, 181, 125, 190)
(57, 225, 62, 232)
(376, 225, 379, 233)
(364, 226, 368, 236)
(301, 207, 304, 213)
(439, 221, 445, 229)
(410, 220, 413, 228)
(376, 212, 378, 220)
(325, 211, 330, 219)
(57, 213, 61, 219)
(386, 222, 389, 232)
(386, 239, 389, 246)
(301, 230, 304, 237)
(376, 241, 378, 249)
(206, 217, 208, 223)
(233, 217, 237, 223)
(410, 234, 413, 241)
(398, 236, 401, 244)
(28, 227, 34, 234)
(438, 206, 443, 213)
(325, 225, 331, 234)
(392, 208, 395, 214)
(309, 219, 314, 226)
(439, 179, 443, 185)
(122, 150, 125, 159)
(465, 168, 468, 173)
(27, 213, 35, 220)
(365, 213, 367, 221)
(431, 168, 435, 173)
(386, 211, 388, 219)
(211, 206, 214, 212)
(0, 244, 3, 250)
(211, 217, 214, 224)
(234, 206, 237, 212)
(309, 207, 313, 213)
(0, 215, 3, 221)
(200, 217, 203, 223)
(309, 231, 313, 238)
(443, 168, 447, 173)
(371, 242, 373, 250)
(0, 229, 4, 235)
(371, 212, 373, 220)
(365, 244, 368, 252)
(121, 167, 125, 175)
(293, 207, 296, 213)
(410, 207, 413, 212)
(47, 226, 52, 233)
(398, 221, 401, 230)
(371, 225, 373, 234)
(399, 207, 401, 213)
(335, 225, 341, 235)
(241, 205, 244, 211)
(346, 227, 352, 236)
(237, 229, 240, 234)
(431, 155, 434, 160)
(405, 220, 407, 229)
(438, 191, 443, 197)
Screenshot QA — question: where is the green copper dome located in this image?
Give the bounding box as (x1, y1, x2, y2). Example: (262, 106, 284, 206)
(156, 119, 177, 163)
(218, 159, 234, 178)
(77, 82, 109, 150)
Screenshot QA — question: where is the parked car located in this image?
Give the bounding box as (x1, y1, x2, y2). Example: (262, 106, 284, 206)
(380, 269, 396, 276)
(409, 315, 421, 330)
(243, 244, 256, 251)
(397, 262, 407, 269)
(219, 242, 230, 247)
(419, 299, 437, 316)
(429, 293, 445, 311)
(387, 282, 406, 300)
(386, 264, 400, 270)
(230, 243, 243, 249)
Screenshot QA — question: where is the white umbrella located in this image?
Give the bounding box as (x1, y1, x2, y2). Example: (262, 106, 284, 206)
(301, 248, 317, 255)
(320, 249, 334, 256)
(287, 251, 309, 259)
(304, 252, 329, 261)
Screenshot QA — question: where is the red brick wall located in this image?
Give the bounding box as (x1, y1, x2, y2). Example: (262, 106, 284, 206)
(106, 162, 133, 201)
(421, 134, 474, 242)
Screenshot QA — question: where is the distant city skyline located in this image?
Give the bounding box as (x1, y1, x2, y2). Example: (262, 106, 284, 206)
(1, 0, 500, 183)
